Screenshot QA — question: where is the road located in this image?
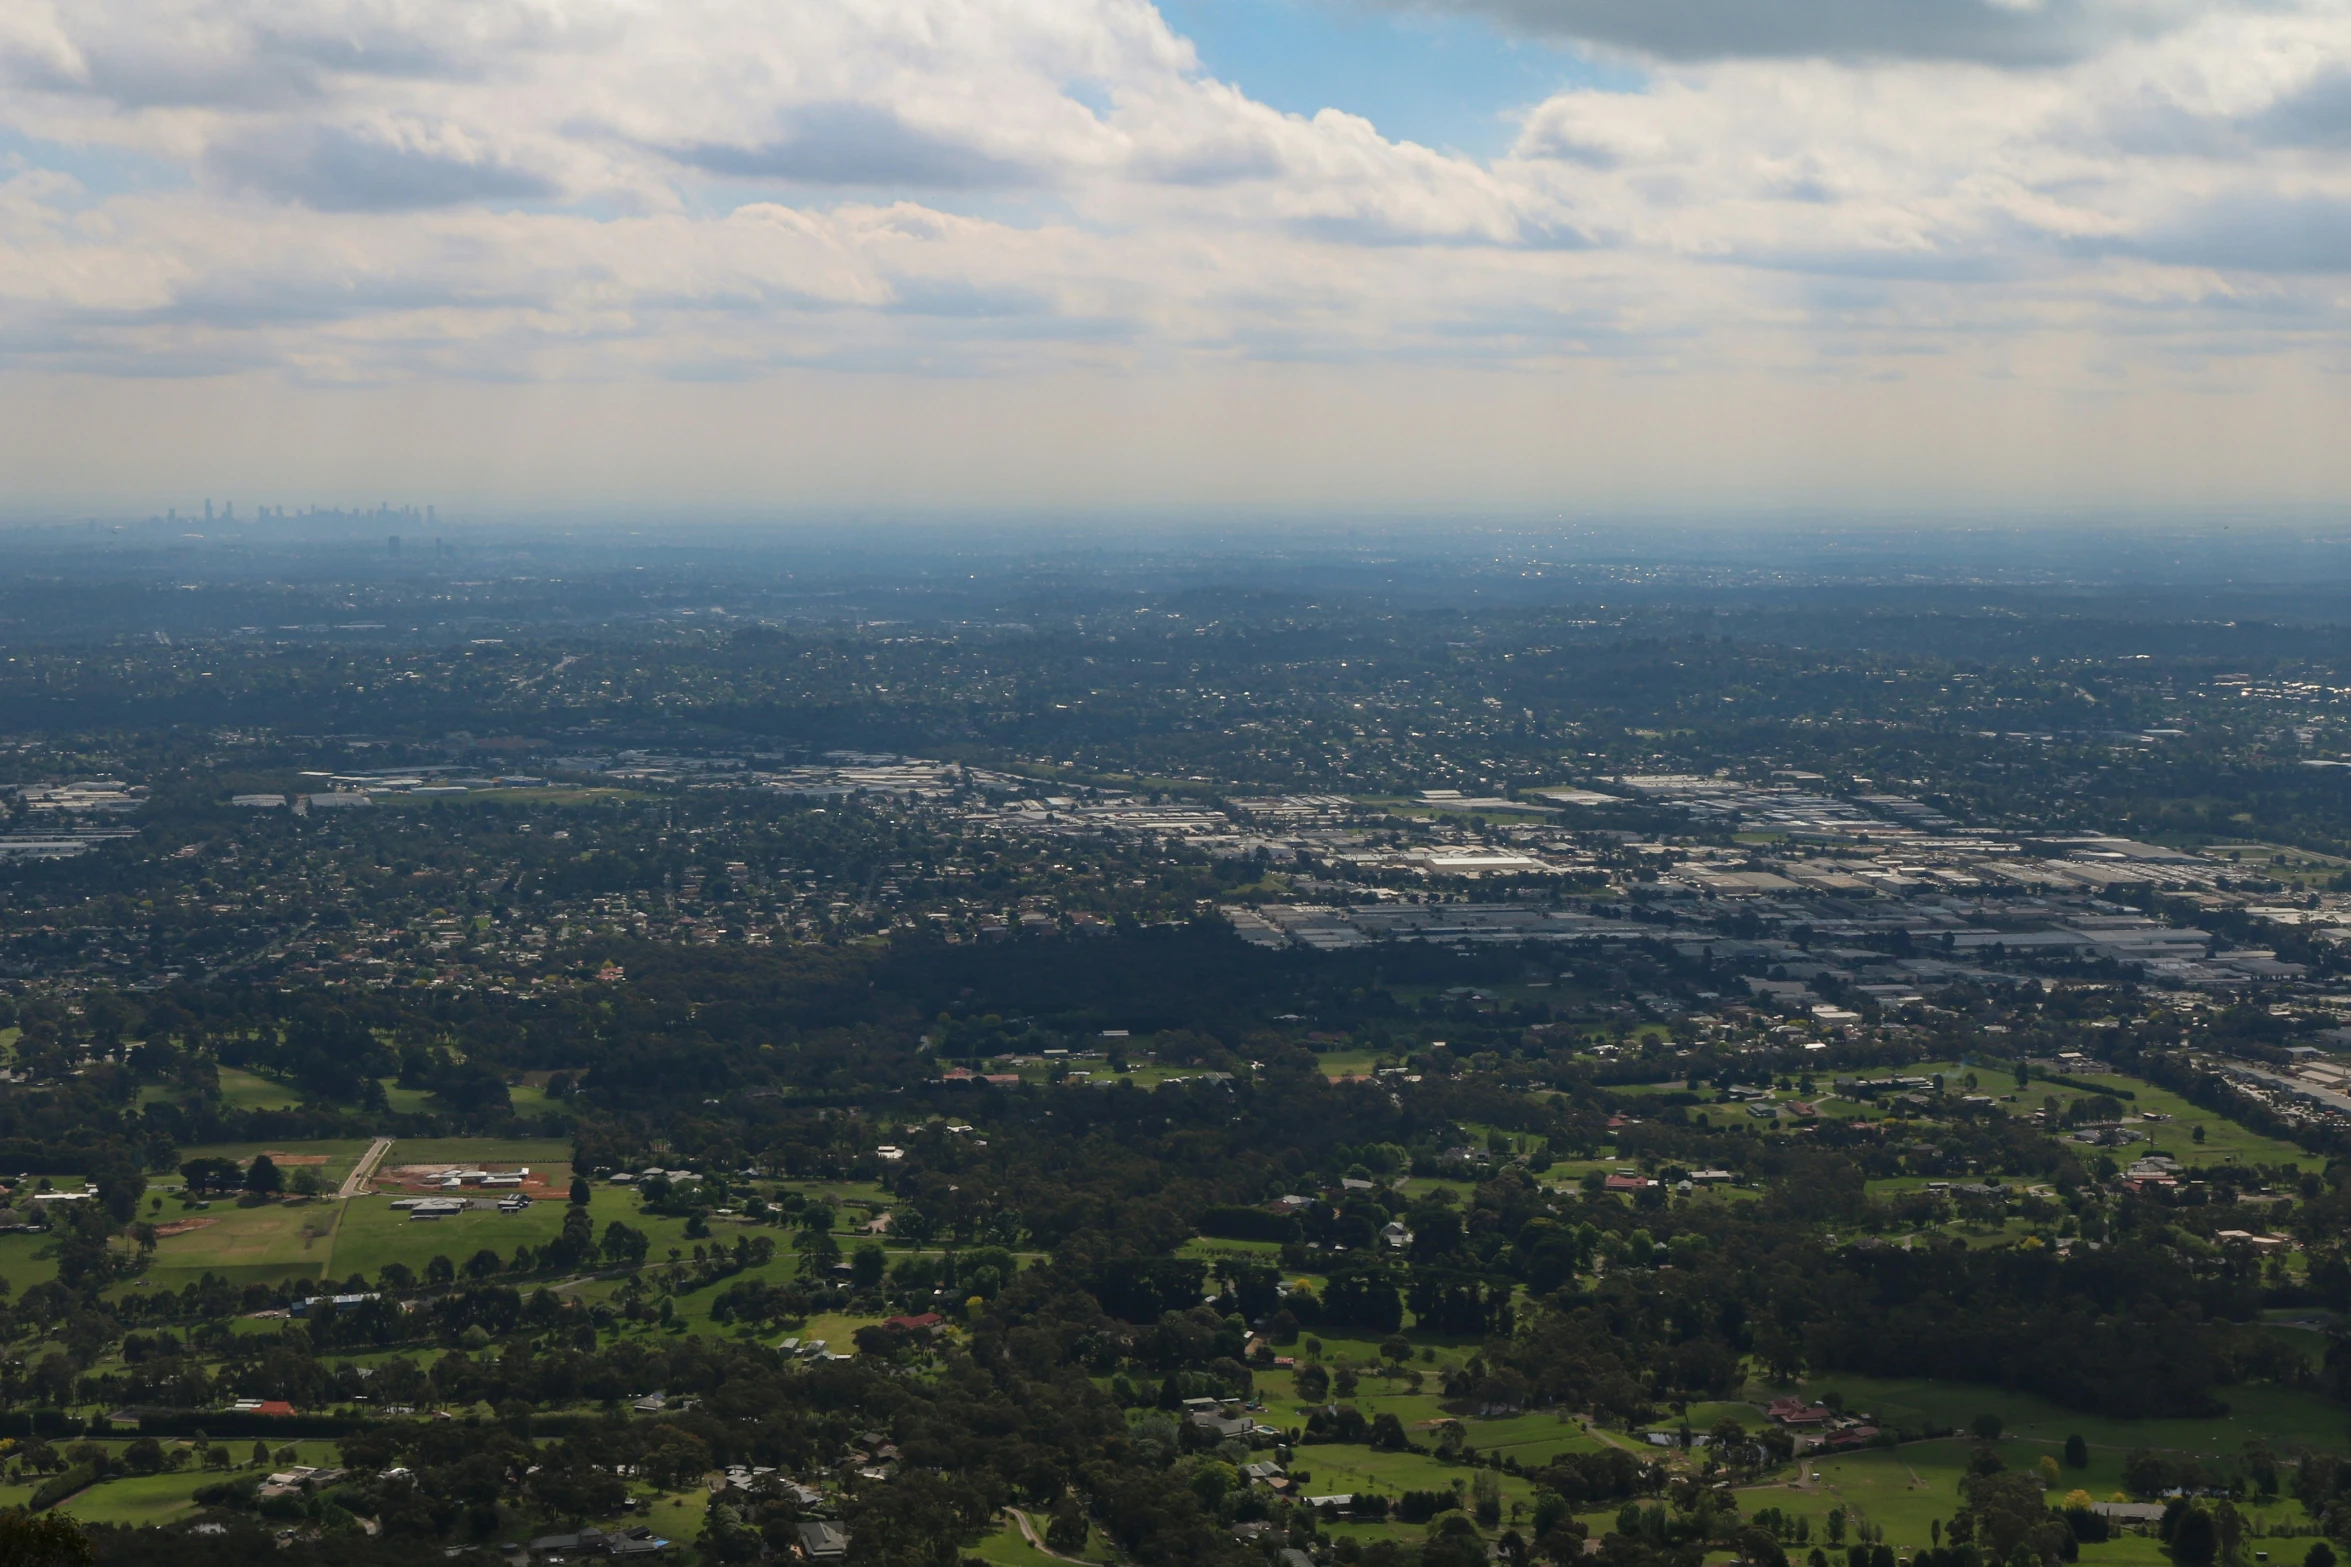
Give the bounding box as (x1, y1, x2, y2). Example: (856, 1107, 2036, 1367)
(1003, 1508, 1089, 1563)
(338, 1137, 394, 1200)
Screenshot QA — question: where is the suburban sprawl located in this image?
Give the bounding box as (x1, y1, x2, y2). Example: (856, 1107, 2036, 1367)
(0, 537, 2349, 1567)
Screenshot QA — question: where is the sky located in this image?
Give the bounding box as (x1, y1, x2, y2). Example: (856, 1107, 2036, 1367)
(3, 0, 2351, 516)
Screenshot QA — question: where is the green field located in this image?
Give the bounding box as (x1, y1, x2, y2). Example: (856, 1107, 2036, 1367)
(124, 1136, 579, 1291)
(0, 1439, 347, 1530)
(168, 1138, 379, 1190)
(325, 1187, 575, 1282)
(381, 1137, 571, 1168)
(2071, 1076, 2321, 1174)
(0, 1227, 59, 1292)
(1715, 1439, 2312, 1561)
(1783, 1374, 2350, 1461)
(212, 1067, 304, 1113)
(1880, 1060, 2322, 1175)
(139, 1198, 344, 1290)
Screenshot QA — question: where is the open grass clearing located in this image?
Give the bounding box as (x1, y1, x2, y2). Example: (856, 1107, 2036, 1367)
(169, 1138, 379, 1189)
(208, 1067, 305, 1113)
(326, 1186, 573, 1282)
(1765, 1374, 2349, 1458)
(139, 1197, 341, 1290)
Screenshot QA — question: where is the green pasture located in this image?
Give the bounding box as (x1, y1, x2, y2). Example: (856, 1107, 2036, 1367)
(1, 1438, 347, 1530)
(382, 1137, 571, 1169)
(1315, 1050, 1388, 1081)
(139, 1198, 342, 1291)
(1733, 1439, 2316, 1559)
(376, 1081, 436, 1115)
(1765, 1374, 2350, 1461)
(323, 1189, 573, 1282)
(212, 1067, 303, 1113)
(169, 1138, 379, 1189)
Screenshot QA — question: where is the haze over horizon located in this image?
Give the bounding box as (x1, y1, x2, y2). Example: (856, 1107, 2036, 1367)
(6, 0, 2351, 513)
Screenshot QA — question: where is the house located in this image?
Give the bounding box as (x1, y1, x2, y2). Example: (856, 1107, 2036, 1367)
(1188, 1407, 1257, 1441)
(2092, 1503, 2167, 1525)
(2212, 1229, 2289, 1251)
(1603, 1174, 1646, 1193)
(524, 1525, 668, 1560)
(527, 1527, 610, 1560)
(1763, 1398, 1832, 1426)
(231, 1398, 297, 1417)
(1379, 1220, 1413, 1251)
(882, 1312, 943, 1333)
(796, 1521, 849, 1559)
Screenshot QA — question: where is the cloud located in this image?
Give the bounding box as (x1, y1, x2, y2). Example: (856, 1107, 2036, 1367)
(1368, 0, 2208, 65)
(670, 102, 1039, 188)
(204, 124, 556, 210)
(0, 0, 2342, 455)
(2110, 192, 2351, 272)
(2244, 65, 2351, 147)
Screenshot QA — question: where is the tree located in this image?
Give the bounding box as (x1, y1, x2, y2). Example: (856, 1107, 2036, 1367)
(2170, 1508, 2217, 1567)
(179, 1157, 242, 1193)
(570, 1175, 591, 1206)
(852, 1243, 886, 1291)
(1973, 1414, 2005, 1443)
(1045, 1496, 1089, 1554)
(2304, 1544, 2335, 1567)
(2064, 1434, 2088, 1470)
(244, 1155, 282, 1196)
(0, 1510, 92, 1566)
(602, 1221, 651, 1267)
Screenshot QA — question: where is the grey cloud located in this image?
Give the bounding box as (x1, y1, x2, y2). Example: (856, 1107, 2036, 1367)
(2091, 68, 2351, 157)
(2245, 67, 2351, 147)
(204, 125, 557, 211)
(1289, 209, 1588, 247)
(884, 277, 1053, 318)
(2104, 193, 2351, 272)
(1366, 0, 2206, 66)
(669, 102, 1036, 188)
(253, 27, 476, 83)
(1127, 139, 1286, 186)
(3, 12, 538, 110)
(3, 36, 326, 110)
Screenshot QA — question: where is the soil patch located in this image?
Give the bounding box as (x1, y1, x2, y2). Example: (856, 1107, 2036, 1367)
(150, 1218, 216, 1238)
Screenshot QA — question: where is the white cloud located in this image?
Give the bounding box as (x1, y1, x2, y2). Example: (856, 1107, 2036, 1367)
(0, 0, 2346, 504)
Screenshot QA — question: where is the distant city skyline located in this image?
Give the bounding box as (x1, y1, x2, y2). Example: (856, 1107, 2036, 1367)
(4, 0, 2349, 512)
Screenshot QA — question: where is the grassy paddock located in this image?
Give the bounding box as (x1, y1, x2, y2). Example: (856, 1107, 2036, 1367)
(1773, 1374, 2350, 1459)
